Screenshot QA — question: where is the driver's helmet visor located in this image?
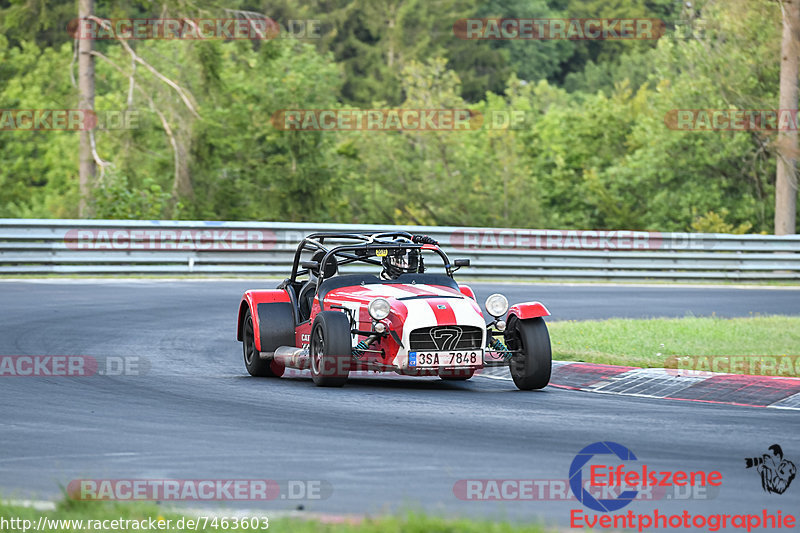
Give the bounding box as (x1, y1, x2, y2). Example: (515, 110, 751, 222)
(389, 253, 411, 270)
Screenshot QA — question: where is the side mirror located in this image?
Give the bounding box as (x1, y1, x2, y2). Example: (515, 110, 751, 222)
(453, 259, 470, 267)
(301, 260, 320, 272)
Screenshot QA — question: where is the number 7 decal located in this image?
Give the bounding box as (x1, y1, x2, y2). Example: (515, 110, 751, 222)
(430, 327, 462, 351)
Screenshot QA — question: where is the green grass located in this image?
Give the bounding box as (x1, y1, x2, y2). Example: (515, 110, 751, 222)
(547, 315, 800, 375)
(0, 499, 551, 533)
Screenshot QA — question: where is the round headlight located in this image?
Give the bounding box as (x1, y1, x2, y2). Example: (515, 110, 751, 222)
(368, 298, 391, 320)
(485, 293, 509, 318)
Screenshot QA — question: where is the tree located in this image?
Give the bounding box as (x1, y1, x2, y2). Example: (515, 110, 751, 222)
(775, 0, 799, 235)
(78, 0, 95, 216)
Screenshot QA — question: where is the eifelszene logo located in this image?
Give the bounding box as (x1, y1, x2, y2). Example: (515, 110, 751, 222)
(569, 441, 639, 512)
(568, 441, 722, 513)
(745, 444, 796, 494)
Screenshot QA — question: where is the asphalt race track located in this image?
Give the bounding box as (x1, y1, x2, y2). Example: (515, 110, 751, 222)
(0, 280, 798, 527)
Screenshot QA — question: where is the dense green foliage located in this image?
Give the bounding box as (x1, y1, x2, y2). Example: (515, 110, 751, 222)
(0, 0, 793, 231)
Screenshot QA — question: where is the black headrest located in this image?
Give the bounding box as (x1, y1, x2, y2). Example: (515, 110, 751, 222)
(311, 250, 338, 279)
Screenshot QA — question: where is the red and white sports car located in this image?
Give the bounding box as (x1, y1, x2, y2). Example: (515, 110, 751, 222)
(236, 232, 551, 390)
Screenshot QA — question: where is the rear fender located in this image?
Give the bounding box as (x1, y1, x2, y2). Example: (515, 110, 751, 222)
(237, 290, 295, 352)
(507, 302, 550, 321)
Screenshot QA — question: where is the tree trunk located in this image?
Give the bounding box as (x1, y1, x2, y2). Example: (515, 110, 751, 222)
(78, 0, 95, 217)
(775, 0, 800, 235)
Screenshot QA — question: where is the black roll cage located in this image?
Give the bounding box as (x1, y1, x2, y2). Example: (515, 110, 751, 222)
(289, 232, 457, 295)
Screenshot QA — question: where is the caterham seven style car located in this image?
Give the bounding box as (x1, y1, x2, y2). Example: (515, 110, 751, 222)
(237, 232, 551, 390)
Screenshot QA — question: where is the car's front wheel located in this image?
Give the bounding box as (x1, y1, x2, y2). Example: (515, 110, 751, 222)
(505, 316, 551, 390)
(242, 309, 284, 377)
(310, 311, 351, 387)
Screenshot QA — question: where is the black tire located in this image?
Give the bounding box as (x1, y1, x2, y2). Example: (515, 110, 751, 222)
(505, 317, 551, 390)
(242, 308, 282, 377)
(439, 369, 475, 381)
(310, 311, 351, 387)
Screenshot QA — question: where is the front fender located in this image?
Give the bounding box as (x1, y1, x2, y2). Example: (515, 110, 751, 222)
(237, 289, 294, 352)
(507, 302, 550, 321)
(458, 284, 477, 300)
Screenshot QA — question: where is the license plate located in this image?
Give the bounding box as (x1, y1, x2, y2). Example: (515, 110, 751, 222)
(408, 350, 483, 367)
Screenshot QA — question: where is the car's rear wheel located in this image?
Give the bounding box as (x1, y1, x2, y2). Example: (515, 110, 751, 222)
(242, 309, 284, 377)
(310, 311, 351, 387)
(505, 317, 551, 390)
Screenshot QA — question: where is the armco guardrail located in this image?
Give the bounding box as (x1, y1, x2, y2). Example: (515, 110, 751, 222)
(0, 219, 799, 281)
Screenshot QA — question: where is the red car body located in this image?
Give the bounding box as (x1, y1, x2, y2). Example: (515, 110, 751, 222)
(237, 232, 551, 388)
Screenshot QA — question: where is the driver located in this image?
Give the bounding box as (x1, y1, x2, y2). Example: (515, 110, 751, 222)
(380, 235, 438, 280)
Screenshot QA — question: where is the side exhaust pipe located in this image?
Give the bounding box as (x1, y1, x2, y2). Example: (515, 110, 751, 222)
(267, 346, 310, 369)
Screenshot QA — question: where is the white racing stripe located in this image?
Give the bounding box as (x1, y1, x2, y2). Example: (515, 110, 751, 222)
(361, 284, 418, 298)
(450, 299, 486, 327)
(414, 284, 462, 297)
(399, 299, 437, 329)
